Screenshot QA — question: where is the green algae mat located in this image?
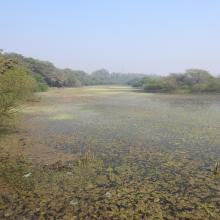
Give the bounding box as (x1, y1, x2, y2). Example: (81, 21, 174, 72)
(1, 86, 220, 219)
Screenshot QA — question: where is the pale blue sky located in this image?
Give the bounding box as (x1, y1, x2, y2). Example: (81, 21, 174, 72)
(1, 0, 220, 74)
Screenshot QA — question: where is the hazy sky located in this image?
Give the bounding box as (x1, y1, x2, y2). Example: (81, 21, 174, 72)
(1, 0, 220, 74)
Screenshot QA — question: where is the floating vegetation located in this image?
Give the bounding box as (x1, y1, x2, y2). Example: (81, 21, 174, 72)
(48, 113, 75, 121)
(76, 150, 103, 168)
(1, 86, 220, 219)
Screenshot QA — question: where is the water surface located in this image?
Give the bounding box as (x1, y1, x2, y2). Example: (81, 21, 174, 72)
(20, 86, 220, 219)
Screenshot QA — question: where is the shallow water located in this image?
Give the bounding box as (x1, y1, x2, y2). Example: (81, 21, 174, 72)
(19, 86, 220, 218)
(25, 87, 220, 160)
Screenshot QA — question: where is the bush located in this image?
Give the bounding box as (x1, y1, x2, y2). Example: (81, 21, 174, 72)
(34, 74, 48, 92)
(134, 69, 220, 94)
(0, 61, 36, 124)
(144, 78, 176, 92)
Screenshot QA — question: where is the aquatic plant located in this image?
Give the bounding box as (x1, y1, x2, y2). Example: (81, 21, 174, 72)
(213, 162, 219, 175)
(1, 86, 220, 219)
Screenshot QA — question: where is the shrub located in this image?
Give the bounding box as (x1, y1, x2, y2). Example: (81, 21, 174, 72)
(134, 69, 220, 94)
(144, 78, 177, 92)
(0, 61, 36, 124)
(34, 74, 48, 92)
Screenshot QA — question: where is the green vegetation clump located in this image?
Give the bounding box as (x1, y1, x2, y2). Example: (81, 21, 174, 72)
(34, 74, 48, 92)
(0, 55, 37, 124)
(131, 69, 220, 93)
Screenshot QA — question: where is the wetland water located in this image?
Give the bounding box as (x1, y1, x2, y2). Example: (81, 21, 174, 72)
(2, 86, 220, 219)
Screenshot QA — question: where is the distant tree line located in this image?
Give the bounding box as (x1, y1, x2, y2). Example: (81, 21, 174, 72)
(129, 69, 220, 93)
(0, 51, 145, 88)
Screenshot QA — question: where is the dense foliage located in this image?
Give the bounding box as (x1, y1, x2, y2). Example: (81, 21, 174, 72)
(131, 69, 220, 93)
(1, 52, 145, 88)
(90, 69, 145, 85)
(0, 55, 37, 124)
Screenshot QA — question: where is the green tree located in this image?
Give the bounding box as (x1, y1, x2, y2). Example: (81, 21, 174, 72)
(0, 58, 36, 124)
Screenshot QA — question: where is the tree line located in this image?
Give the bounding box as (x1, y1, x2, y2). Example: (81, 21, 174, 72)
(129, 69, 220, 93)
(1, 51, 145, 88)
